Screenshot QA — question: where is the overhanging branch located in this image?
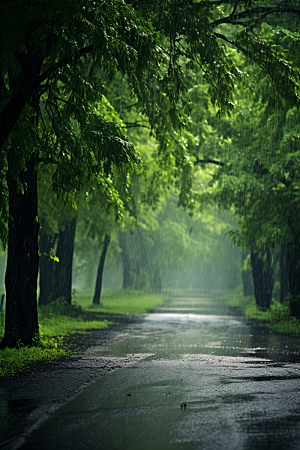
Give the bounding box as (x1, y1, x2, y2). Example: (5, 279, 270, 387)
(124, 122, 150, 129)
(194, 157, 291, 188)
(214, 32, 251, 58)
(211, 3, 298, 28)
(37, 44, 94, 86)
(194, 157, 225, 167)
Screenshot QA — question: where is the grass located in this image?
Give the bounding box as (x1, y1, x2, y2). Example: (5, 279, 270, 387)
(38, 298, 115, 337)
(73, 288, 167, 315)
(0, 341, 67, 377)
(224, 285, 300, 335)
(0, 288, 168, 377)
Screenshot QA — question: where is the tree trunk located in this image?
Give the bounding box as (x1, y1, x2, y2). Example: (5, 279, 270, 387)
(119, 233, 134, 289)
(0, 49, 44, 150)
(287, 231, 300, 319)
(241, 249, 254, 296)
(279, 244, 289, 304)
(52, 218, 77, 304)
(1, 152, 39, 348)
(38, 230, 58, 306)
(93, 235, 110, 305)
(251, 249, 273, 311)
(151, 267, 163, 292)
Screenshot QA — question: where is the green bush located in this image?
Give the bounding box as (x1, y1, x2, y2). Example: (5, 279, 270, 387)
(224, 285, 300, 335)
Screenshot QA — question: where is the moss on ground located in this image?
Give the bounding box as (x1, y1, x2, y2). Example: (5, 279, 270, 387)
(223, 285, 300, 336)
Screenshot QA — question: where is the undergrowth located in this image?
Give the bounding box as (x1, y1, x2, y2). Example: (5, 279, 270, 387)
(0, 289, 167, 377)
(0, 340, 67, 377)
(0, 298, 114, 377)
(224, 285, 300, 335)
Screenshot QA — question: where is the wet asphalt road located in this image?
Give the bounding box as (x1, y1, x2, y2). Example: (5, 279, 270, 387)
(1, 294, 300, 450)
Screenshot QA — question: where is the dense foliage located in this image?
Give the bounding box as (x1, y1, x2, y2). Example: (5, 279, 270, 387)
(1, 0, 300, 347)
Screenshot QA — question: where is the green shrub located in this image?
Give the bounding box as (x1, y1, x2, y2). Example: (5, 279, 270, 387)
(224, 285, 300, 335)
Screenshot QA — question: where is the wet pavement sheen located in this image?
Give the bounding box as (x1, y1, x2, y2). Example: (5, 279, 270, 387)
(3, 294, 300, 449)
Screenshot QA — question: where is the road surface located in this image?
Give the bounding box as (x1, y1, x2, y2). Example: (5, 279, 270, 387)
(1, 293, 300, 450)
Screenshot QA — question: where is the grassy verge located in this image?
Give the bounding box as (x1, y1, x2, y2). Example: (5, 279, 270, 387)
(224, 285, 300, 335)
(0, 340, 67, 377)
(0, 289, 167, 377)
(39, 298, 115, 337)
(73, 288, 167, 315)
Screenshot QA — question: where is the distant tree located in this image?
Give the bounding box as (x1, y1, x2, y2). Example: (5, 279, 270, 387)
(241, 250, 254, 297)
(93, 235, 111, 305)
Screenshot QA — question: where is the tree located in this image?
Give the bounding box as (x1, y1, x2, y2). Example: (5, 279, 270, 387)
(38, 230, 58, 306)
(188, 37, 300, 313)
(0, 0, 167, 347)
(117, 191, 240, 292)
(4, 151, 39, 345)
(93, 234, 111, 305)
(1, 0, 300, 346)
(77, 181, 125, 305)
(241, 250, 254, 297)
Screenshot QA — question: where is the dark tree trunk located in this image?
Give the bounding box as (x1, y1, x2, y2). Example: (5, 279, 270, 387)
(51, 218, 77, 304)
(119, 233, 134, 289)
(241, 249, 254, 296)
(1, 152, 39, 348)
(251, 249, 273, 310)
(0, 49, 44, 150)
(279, 244, 289, 304)
(287, 231, 300, 319)
(93, 235, 110, 305)
(0, 294, 4, 311)
(38, 230, 58, 306)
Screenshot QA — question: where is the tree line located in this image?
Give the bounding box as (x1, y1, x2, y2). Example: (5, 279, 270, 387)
(1, 0, 300, 347)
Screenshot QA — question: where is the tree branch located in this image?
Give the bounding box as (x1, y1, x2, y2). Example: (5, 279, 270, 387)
(124, 122, 150, 129)
(194, 157, 225, 167)
(37, 44, 94, 86)
(194, 156, 291, 189)
(192, 0, 233, 11)
(214, 32, 251, 55)
(211, 3, 298, 28)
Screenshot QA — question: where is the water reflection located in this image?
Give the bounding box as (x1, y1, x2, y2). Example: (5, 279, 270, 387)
(95, 296, 300, 363)
(13, 294, 300, 450)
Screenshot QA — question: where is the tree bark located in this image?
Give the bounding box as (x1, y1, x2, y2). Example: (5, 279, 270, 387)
(119, 233, 134, 289)
(251, 249, 273, 310)
(0, 48, 44, 151)
(287, 231, 300, 319)
(1, 151, 39, 348)
(241, 249, 254, 296)
(279, 244, 289, 304)
(38, 230, 58, 306)
(51, 218, 77, 304)
(93, 234, 111, 305)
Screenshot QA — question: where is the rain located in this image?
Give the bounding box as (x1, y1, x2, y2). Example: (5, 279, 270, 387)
(0, 1, 300, 449)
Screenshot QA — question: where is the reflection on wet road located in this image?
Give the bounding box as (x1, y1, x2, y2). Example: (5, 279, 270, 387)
(14, 295, 300, 449)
